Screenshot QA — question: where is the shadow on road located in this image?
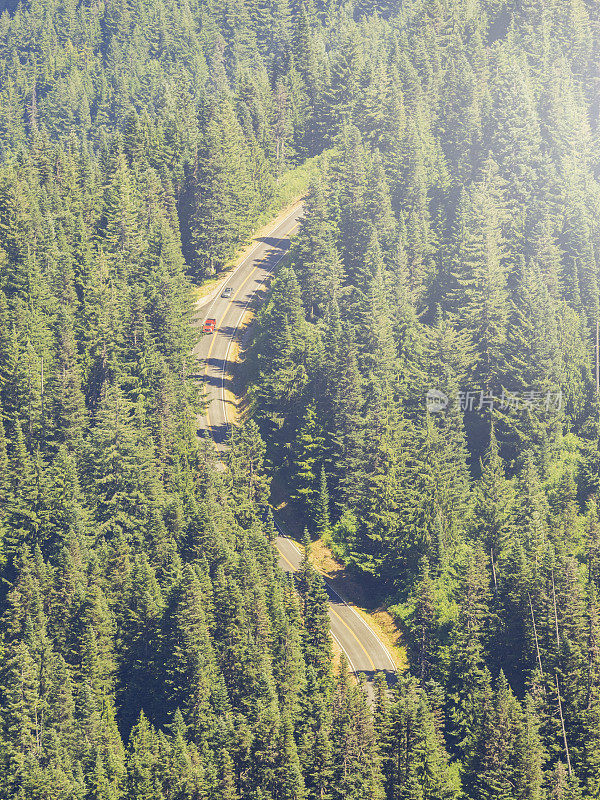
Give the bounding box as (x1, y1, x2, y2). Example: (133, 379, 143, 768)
(256, 236, 292, 249)
(202, 357, 235, 389)
(209, 421, 231, 445)
(194, 231, 294, 443)
(196, 421, 231, 445)
(358, 669, 398, 690)
(279, 563, 398, 691)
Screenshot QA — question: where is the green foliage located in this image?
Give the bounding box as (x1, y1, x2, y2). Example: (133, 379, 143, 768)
(6, 0, 600, 797)
(0, 3, 383, 797)
(243, 7, 600, 795)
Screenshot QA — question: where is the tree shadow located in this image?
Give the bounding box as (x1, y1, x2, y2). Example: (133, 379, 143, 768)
(202, 356, 235, 389)
(255, 236, 292, 249)
(208, 421, 231, 445)
(279, 562, 398, 692)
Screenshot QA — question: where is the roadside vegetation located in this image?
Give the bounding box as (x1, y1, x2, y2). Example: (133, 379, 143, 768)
(3, 0, 600, 797)
(245, 2, 600, 797)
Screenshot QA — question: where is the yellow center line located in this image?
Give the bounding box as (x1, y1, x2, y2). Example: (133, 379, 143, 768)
(280, 534, 398, 670)
(202, 221, 300, 430)
(275, 542, 376, 672)
(329, 607, 376, 671)
(203, 274, 254, 376)
(201, 263, 263, 428)
(220, 220, 301, 426)
(276, 544, 300, 573)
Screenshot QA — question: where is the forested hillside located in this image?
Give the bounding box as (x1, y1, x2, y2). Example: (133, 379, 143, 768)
(245, 0, 600, 797)
(0, 0, 399, 797)
(4, 0, 600, 797)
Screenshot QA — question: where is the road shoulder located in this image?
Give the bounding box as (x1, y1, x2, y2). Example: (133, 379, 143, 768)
(191, 197, 305, 314)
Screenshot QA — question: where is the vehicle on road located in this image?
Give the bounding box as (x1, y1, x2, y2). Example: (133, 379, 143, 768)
(221, 287, 233, 298)
(202, 318, 216, 334)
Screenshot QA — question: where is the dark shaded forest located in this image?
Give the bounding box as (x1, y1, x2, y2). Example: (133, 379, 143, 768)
(2, 0, 600, 797)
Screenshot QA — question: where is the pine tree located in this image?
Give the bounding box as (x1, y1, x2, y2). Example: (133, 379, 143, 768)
(1, 641, 39, 790)
(463, 671, 542, 800)
(495, 256, 562, 469)
(449, 164, 508, 395)
(162, 565, 222, 741)
(313, 466, 330, 539)
(188, 98, 258, 278)
(81, 384, 156, 543)
(126, 713, 164, 800)
(447, 547, 493, 759)
(217, 749, 239, 800)
(471, 424, 514, 579)
(387, 677, 460, 800)
(298, 539, 333, 684)
(330, 655, 385, 800)
(290, 401, 324, 521)
(291, 178, 342, 318)
(407, 558, 438, 683)
(330, 336, 365, 510)
(50, 310, 88, 449)
(277, 711, 306, 800)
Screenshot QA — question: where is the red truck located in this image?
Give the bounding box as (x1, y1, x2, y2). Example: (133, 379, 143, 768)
(202, 318, 216, 334)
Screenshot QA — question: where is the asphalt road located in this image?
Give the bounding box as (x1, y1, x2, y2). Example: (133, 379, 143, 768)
(276, 533, 397, 692)
(193, 203, 304, 446)
(193, 203, 397, 691)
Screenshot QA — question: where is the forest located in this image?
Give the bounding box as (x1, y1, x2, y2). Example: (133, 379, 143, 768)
(1, 0, 600, 797)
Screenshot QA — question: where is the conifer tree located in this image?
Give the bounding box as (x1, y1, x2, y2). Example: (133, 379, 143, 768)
(449, 167, 507, 395)
(386, 677, 460, 800)
(313, 466, 330, 539)
(291, 178, 342, 318)
(290, 401, 324, 521)
(471, 424, 514, 576)
(188, 98, 258, 278)
(447, 547, 493, 759)
(6, 0, 600, 795)
(463, 671, 543, 800)
(330, 655, 385, 800)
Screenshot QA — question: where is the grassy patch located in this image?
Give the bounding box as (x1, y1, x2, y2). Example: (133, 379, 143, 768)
(190, 150, 333, 300)
(190, 269, 236, 303)
(253, 151, 330, 231)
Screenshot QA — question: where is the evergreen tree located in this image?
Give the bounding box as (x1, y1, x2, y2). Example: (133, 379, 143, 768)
(386, 677, 460, 800)
(313, 466, 330, 539)
(4, 0, 600, 796)
(290, 401, 324, 521)
(330, 656, 385, 800)
(188, 98, 258, 278)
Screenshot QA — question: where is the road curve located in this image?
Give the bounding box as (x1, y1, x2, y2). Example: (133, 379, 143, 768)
(276, 532, 397, 690)
(193, 203, 397, 690)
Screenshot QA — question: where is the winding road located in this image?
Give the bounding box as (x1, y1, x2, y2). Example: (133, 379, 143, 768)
(193, 202, 397, 689)
(276, 533, 397, 689)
